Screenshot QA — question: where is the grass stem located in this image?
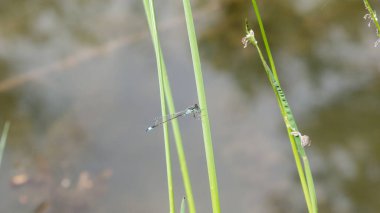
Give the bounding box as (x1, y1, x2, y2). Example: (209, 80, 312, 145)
(143, 1, 197, 212)
(0, 122, 10, 168)
(181, 0, 221, 212)
(245, 1, 318, 211)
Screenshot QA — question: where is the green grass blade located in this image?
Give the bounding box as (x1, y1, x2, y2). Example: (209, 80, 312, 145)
(160, 48, 197, 213)
(0, 121, 10, 167)
(244, 13, 318, 212)
(246, 32, 313, 211)
(180, 197, 186, 213)
(143, 1, 175, 212)
(363, 0, 380, 47)
(143, 1, 196, 212)
(161, 57, 197, 213)
(250, 0, 279, 82)
(181, 0, 221, 212)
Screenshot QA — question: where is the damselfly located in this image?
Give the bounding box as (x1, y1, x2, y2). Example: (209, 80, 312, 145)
(146, 104, 201, 132)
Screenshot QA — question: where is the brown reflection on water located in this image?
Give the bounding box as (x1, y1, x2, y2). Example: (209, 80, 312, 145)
(0, 0, 134, 212)
(308, 78, 380, 212)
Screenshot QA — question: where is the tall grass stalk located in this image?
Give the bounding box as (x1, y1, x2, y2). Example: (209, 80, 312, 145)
(363, 0, 380, 47)
(181, 0, 221, 212)
(143, 1, 196, 212)
(0, 122, 10, 167)
(143, 1, 175, 211)
(180, 197, 186, 213)
(246, 1, 318, 212)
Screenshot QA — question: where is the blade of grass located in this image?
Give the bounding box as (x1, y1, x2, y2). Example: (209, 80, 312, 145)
(181, 0, 221, 212)
(180, 197, 186, 213)
(363, 0, 380, 47)
(244, 29, 316, 212)
(244, 30, 313, 211)
(161, 51, 197, 213)
(143, 1, 175, 212)
(250, 0, 279, 82)
(0, 122, 10, 167)
(245, 2, 318, 211)
(143, 1, 196, 212)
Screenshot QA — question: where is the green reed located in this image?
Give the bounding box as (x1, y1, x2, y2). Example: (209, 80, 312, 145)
(143, 1, 195, 212)
(244, 1, 318, 212)
(143, 0, 221, 212)
(363, 0, 380, 47)
(0, 122, 10, 167)
(181, 0, 221, 212)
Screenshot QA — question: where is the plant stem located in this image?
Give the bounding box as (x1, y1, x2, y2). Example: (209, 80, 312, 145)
(181, 0, 221, 212)
(143, 1, 175, 212)
(0, 121, 10, 167)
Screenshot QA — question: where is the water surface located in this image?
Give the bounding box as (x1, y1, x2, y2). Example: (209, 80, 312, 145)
(0, 0, 379, 212)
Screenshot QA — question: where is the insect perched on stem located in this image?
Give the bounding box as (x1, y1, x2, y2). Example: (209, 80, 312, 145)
(146, 104, 201, 132)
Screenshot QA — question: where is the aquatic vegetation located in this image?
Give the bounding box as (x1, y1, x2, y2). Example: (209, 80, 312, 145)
(363, 0, 380, 47)
(244, 1, 318, 212)
(0, 122, 10, 168)
(143, 0, 220, 212)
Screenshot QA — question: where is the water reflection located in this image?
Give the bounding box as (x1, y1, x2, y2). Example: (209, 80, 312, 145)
(0, 0, 379, 212)
(308, 79, 380, 212)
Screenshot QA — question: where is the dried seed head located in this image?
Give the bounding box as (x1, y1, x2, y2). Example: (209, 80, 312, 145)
(242, 30, 257, 48)
(291, 131, 311, 148)
(301, 135, 311, 147)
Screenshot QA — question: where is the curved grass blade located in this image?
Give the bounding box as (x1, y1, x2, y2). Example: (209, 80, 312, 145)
(244, 6, 318, 211)
(181, 0, 221, 212)
(143, 1, 196, 212)
(180, 197, 186, 213)
(363, 0, 380, 47)
(143, 1, 175, 212)
(0, 122, 10, 167)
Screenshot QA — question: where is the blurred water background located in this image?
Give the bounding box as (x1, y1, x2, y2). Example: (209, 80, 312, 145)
(0, 0, 379, 212)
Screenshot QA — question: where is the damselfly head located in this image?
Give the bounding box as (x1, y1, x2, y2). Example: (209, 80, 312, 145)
(192, 104, 202, 116)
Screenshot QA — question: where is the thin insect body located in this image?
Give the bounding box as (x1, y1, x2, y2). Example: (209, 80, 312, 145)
(146, 104, 201, 132)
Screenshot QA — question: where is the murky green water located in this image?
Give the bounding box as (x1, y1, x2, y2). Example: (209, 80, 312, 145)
(0, 0, 379, 212)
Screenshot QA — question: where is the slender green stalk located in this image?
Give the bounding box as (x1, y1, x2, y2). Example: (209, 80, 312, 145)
(181, 0, 220, 212)
(143, 1, 196, 212)
(180, 197, 186, 213)
(244, 30, 313, 211)
(245, 2, 318, 212)
(363, 0, 380, 47)
(143, 1, 175, 212)
(250, 0, 279, 82)
(161, 53, 197, 213)
(0, 122, 10, 167)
